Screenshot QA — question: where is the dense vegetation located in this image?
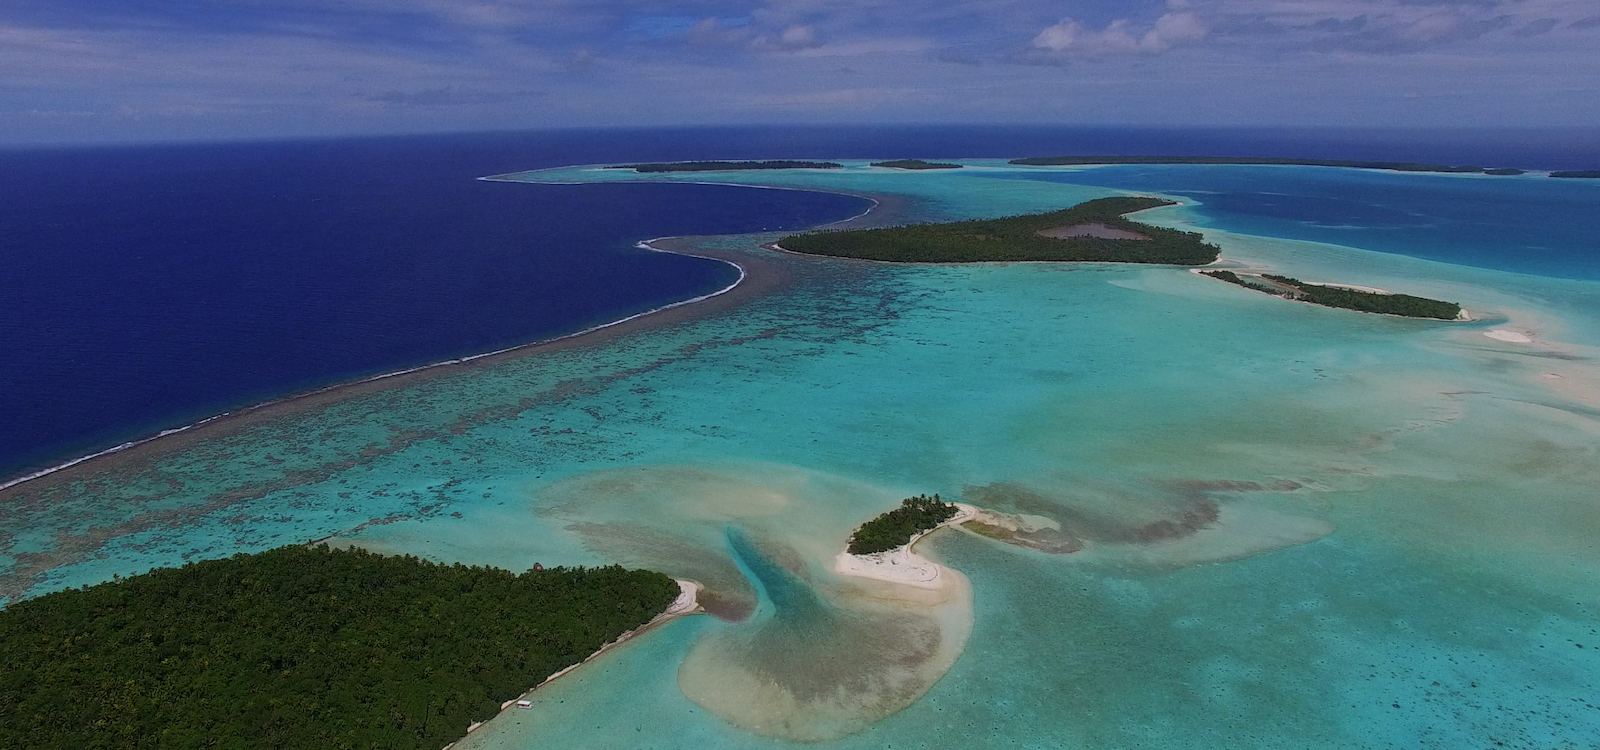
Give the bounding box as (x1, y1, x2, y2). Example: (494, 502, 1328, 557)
(0, 546, 680, 750)
(848, 495, 960, 555)
(870, 159, 962, 170)
(778, 196, 1219, 265)
(1550, 170, 1600, 179)
(1201, 269, 1460, 320)
(1484, 168, 1526, 176)
(613, 160, 843, 173)
(1200, 269, 1247, 285)
(1008, 155, 1515, 175)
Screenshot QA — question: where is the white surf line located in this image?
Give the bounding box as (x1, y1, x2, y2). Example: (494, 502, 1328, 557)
(7, 165, 883, 493)
(1, 240, 748, 495)
(480, 168, 883, 230)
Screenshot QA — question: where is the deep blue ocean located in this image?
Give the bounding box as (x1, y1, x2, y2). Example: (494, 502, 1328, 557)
(1001, 165, 1600, 280)
(4, 126, 1599, 480)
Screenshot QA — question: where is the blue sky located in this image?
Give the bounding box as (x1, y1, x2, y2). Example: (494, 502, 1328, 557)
(3, 0, 1598, 142)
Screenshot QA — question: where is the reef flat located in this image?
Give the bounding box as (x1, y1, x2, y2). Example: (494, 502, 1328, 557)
(6, 160, 1600, 750)
(1009, 155, 1532, 175)
(614, 161, 844, 173)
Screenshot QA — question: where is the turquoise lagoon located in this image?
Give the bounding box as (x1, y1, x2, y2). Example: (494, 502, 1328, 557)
(4, 162, 1599, 748)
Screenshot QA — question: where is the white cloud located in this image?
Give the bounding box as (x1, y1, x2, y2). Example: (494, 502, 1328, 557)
(778, 24, 818, 48)
(793, 36, 930, 57)
(1148, 11, 1210, 49)
(743, 86, 938, 108)
(1033, 12, 1208, 57)
(5, 0, 1600, 142)
(682, 19, 826, 52)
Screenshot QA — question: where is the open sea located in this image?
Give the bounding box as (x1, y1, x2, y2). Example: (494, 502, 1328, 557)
(4, 127, 1599, 480)
(5, 127, 1600, 749)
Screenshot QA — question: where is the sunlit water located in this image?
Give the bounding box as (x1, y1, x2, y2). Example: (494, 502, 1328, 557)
(5, 162, 1599, 749)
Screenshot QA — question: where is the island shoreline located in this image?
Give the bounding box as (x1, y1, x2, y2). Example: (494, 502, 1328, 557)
(833, 503, 978, 589)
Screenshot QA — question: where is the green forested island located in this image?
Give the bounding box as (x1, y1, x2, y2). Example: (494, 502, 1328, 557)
(1202, 270, 1461, 320)
(870, 159, 963, 170)
(0, 546, 679, 750)
(1008, 155, 1517, 175)
(613, 160, 843, 173)
(848, 495, 960, 555)
(1550, 170, 1600, 179)
(778, 196, 1219, 265)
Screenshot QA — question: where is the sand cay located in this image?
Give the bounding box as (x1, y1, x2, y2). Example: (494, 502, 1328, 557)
(832, 503, 977, 588)
(1484, 328, 1534, 343)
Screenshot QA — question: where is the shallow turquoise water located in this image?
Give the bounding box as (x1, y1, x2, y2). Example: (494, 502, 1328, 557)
(5, 163, 1599, 748)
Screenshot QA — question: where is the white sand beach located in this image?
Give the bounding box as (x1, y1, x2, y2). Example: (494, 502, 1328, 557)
(832, 503, 977, 589)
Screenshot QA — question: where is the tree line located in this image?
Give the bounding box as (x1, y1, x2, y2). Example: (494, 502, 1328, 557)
(848, 495, 960, 555)
(778, 196, 1220, 265)
(1202, 270, 1461, 320)
(613, 160, 843, 173)
(870, 160, 962, 170)
(0, 545, 680, 750)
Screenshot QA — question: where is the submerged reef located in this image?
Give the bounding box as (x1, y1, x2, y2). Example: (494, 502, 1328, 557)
(527, 464, 978, 742)
(1008, 155, 1519, 175)
(678, 527, 971, 742)
(959, 478, 1330, 567)
(613, 161, 844, 173)
(13, 159, 1600, 750)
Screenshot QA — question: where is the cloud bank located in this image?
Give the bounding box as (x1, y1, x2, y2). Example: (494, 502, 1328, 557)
(1033, 12, 1209, 58)
(1, 0, 1597, 142)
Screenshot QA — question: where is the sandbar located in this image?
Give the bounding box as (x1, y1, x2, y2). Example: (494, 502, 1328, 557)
(1484, 329, 1534, 344)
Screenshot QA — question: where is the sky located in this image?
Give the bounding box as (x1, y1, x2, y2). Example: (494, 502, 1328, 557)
(3, 0, 1599, 143)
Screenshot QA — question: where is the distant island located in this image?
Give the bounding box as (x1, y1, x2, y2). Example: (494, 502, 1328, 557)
(613, 160, 843, 173)
(1201, 270, 1461, 320)
(0, 545, 683, 750)
(592, 157, 1600, 177)
(848, 494, 961, 555)
(1009, 155, 1524, 176)
(870, 159, 963, 170)
(777, 196, 1219, 265)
